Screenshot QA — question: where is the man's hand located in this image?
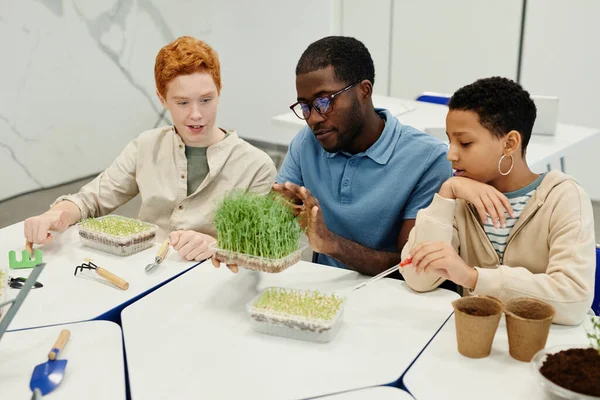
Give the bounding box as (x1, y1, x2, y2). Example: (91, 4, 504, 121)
(273, 183, 404, 276)
(169, 230, 215, 262)
(276, 182, 336, 254)
(272, 182, 303, 216)
(409, 241, 478, 289)
(439, 177, 514, 228)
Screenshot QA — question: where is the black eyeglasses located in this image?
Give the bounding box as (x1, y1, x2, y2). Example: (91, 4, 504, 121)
(289, 80, 360, 120)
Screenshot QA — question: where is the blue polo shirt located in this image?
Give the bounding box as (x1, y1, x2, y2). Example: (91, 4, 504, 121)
(276, 108, 452, 269)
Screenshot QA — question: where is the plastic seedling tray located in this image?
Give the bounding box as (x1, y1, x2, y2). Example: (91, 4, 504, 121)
(212, 245, 306, 273)
(247, 287, 346, 343)
(77, 215, 157, 256)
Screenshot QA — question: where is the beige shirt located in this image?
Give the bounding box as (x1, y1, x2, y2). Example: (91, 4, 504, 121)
(401, 171, 596, 325)
(54, 126, 277, 238)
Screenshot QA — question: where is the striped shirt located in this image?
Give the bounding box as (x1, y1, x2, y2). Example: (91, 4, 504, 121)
(484, 174, 545, 262)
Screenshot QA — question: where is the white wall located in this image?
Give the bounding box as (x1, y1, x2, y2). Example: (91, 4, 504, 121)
(340, 0, 393, 96)
(338, 0, 524, 98)
(339, 0, 600, 199)
(521, 0, 600, 129)
(0, 0, 167, 201)
(389, 0, 523, 99)
(208, 1, 334, 144)
(520, 0, 600, 199)
(0, 0, 334, 201)
(3, 0, 600, 201)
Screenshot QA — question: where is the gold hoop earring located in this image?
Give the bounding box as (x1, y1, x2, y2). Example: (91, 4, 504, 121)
(498, 154, 514, 176)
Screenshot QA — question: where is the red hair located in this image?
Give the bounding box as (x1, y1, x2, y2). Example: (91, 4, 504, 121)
(154, 36, 221, 98)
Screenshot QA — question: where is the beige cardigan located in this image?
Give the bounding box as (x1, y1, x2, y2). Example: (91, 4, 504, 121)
(54, 126, 276, 238)
(401, 171, 596, 325)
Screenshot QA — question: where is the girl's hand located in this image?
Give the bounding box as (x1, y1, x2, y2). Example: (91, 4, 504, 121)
(410, 241, 478, 289)
(439, 177, 515, 228)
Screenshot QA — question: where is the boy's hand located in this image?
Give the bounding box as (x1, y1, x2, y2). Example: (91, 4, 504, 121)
(24, 210, 71, 245)
(169, 230, 215, 262)
(439, 177, 514, 228)
(410, 241, 478, 289)
(211, 256, 238, 274)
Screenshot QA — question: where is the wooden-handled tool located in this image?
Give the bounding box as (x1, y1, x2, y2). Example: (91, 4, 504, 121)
(156, 238, 170, 263)
(26, 241, 34, 256)
(95, 267, 129, 290)
(74, 259, 130, 290)
(31, 329, 70, 396)
(9, 240, 42, 270)
(48, 329, 70, 360)
(145, 238, 170, 272)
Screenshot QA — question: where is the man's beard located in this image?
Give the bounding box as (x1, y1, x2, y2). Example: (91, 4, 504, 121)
(325, 97, 363, 153)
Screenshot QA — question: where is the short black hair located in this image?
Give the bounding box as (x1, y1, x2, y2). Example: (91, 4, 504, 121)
(449, 77, 537, 153)
(296, 36, 375, 86)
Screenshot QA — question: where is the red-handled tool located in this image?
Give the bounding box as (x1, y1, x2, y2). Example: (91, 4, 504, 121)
(399, 257, 412, 268)
(349, 258, 412, 292)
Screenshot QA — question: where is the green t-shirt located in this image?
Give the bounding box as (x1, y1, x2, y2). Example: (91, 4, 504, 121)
(185, 146, 209, 196)
(184, 131, 230, 195)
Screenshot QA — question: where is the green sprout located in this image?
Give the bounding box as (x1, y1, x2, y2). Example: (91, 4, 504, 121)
(587, 316, 600, 353)
(80, 215, 154, 237)
(215, 191, 303, 259)
(254, 288, 344, 320)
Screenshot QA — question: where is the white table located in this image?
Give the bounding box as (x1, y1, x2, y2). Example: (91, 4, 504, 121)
(402, 314, 592, 400)
(0, 222, 197, 330)
(271, 96, 600, 174)
(122, 260, 459, 400)
(319, 386, 414, 399)
(0, 320, 125, 399)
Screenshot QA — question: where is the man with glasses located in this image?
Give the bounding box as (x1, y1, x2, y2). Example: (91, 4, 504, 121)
(273, 36, 452, 275)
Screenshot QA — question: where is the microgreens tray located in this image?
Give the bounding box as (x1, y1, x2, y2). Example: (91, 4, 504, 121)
(212, 245, 306, 273)
(247, 287, 346, 343)
(77, 215, 157, 256)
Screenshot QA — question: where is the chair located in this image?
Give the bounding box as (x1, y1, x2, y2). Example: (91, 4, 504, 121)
(416, 91, 451, 106)
(593, 245, 600, 315)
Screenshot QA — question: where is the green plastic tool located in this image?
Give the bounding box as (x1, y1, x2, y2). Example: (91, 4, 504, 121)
(8, 249, 43, 269)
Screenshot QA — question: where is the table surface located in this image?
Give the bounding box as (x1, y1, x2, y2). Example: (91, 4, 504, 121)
(319, 386, 414, 399)
(402, 313, 592, 400)
(272, 96, 600, 171)
(122, 260, 458, 400)
(0, 320, 125, 399)
(0, 221, 197, 330)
